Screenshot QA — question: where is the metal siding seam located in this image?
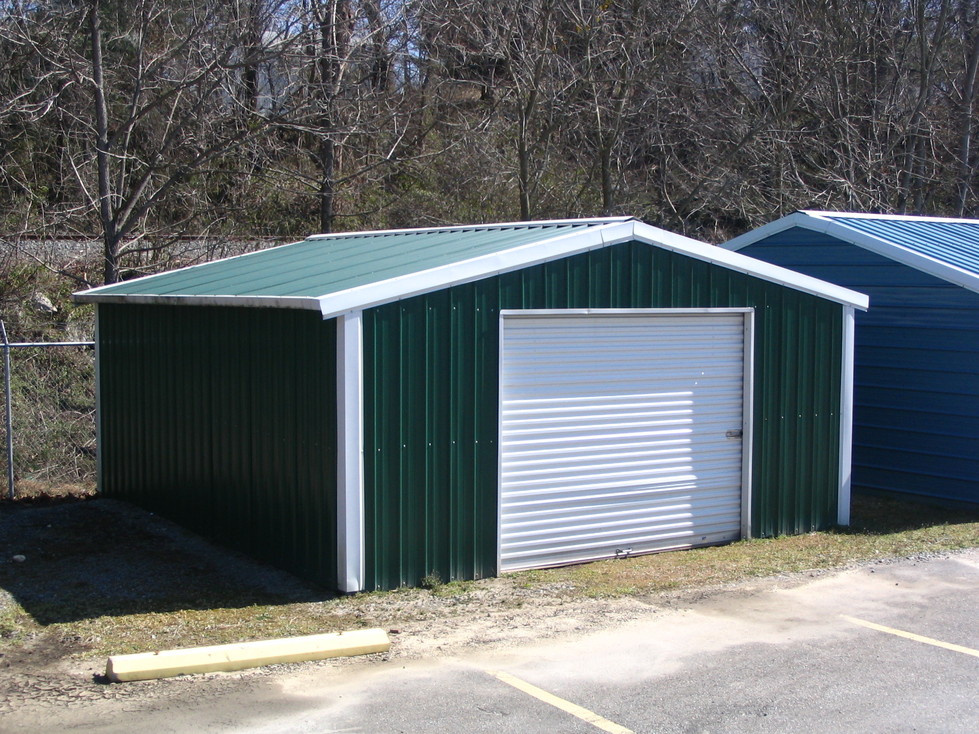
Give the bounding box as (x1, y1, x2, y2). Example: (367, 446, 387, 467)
(361, 310, 376, 588)
(94, 307, 103, 494)
(795, 298, 811, 532)
(755, 282, 776, 537)
(476, 280, 500, 579)
(779, 289, 796, 534)
(337, 311, 365, 592)
(838, 307, 856, 525)
(402, 300, 421, 585)
(375, 307, 395, 589)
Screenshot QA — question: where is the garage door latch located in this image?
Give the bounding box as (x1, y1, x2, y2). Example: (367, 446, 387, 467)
(725, 429, 743, 439)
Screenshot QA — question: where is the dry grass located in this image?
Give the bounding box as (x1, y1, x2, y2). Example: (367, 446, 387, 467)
(525, 495, 979, 598)
(0, 494, 977, 662)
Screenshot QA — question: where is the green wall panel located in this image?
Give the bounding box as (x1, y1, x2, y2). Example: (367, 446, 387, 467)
(97, 304, 338, 588)
(363, 241, 844, 590)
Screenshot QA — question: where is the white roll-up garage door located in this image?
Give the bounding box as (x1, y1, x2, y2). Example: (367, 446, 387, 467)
(499, 311, 748, 572)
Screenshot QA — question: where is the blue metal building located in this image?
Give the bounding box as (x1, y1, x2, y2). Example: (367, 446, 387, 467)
(724, 211, 979, 507)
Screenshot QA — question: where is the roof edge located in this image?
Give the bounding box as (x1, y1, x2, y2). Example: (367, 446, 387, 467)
(73, 293, 321, 310)
(72, 238, 308, 302)
(317, 221, 636, 318)
(634, 221, 868, 310)
(804, 210, 979, 224)
(721, 211, 979, 295)
(317, 219, 867, 317)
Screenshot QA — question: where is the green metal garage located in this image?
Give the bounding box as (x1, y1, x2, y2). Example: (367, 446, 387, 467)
(75, 217, 867, 592)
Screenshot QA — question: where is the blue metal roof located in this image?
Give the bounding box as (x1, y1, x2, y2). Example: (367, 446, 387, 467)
(723, 211, 979, 294)
(816, 213, 979, 278)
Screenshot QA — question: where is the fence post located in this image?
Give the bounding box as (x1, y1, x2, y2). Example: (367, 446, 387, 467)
(1, 320, 13, 500)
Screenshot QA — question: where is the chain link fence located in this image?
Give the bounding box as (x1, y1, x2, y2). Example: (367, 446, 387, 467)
(1, 321, 96, 500)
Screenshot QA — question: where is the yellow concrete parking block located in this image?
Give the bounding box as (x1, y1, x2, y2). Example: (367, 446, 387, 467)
(106, 628, 391, 682)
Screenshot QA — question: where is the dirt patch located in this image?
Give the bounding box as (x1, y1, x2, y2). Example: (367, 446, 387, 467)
(0, 498, 708, 712)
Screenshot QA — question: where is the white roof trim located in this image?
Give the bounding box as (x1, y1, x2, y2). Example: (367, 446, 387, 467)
(722, 211, 979, 295)
(804, 210, 979, 224)
(630, 222, 868, 310)
(315, 220, 867, 318)
(74, 217, 869, 314)
(73, 293, 321, 310)
(316, 222, 634, 318)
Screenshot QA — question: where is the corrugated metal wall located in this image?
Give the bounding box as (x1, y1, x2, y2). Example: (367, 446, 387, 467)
(739, 229, 979, 506)
(363, 241, 844, 590)
(98, 304, 339, 588)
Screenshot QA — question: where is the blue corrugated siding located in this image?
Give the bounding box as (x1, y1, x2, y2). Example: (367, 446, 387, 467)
(742, 229, 979, 505)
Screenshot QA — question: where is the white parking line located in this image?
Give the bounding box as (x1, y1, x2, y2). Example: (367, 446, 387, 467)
(487, 670, 634, 734)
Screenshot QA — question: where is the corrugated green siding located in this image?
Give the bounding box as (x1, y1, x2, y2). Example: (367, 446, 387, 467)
(98, 304, 338, 588)
(363, 241, 843, 590)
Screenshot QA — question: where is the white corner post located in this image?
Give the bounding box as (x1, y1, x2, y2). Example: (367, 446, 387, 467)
(336, 310, 365, 593)
(837, 307, 856, 526)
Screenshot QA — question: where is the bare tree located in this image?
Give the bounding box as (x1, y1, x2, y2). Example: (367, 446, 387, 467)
(2, 0, 299, 284)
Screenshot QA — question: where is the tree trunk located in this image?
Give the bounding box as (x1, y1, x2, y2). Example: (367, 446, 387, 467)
(957, 13, 979, 214)
(319, 135, 336, 233)
(89, 0, 120, 284)
(517, 112, 532, 220)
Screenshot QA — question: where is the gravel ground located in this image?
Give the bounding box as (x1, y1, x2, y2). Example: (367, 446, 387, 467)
(0, 498, 671, 713)
(2, 496, 975, 717)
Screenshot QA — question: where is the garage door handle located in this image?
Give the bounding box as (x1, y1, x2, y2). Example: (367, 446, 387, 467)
(726, 429, 743, 438)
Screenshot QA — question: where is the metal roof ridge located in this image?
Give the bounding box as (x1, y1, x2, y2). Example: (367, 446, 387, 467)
(304, 217, 636, 240)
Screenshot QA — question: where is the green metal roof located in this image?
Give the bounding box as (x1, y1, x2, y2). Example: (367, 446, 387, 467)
(74, 217, 868, 316)
(75, 221, 614, 309)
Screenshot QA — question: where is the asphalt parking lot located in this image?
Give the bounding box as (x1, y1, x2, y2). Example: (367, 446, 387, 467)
(260, 550, 979, 734)
(7, 550, 979, 733)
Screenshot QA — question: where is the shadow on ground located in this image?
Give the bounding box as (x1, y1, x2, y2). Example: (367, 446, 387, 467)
(846, 493, 979, 535)
(0, 498, 332, 624)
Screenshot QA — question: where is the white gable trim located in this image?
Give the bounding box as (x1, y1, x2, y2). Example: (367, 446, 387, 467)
(315, 220, 867, 318)
(75, 217, 870, 313)
(316, 222, 637, 318)
(722, 211, 979, 296)
(630, 222, 868, 310)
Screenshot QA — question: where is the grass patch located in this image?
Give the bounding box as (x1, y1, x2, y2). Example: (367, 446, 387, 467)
(0, 494, 976, 662)
(517, 495, 979, 598)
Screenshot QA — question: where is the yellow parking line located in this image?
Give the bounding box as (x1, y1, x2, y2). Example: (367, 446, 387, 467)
(842, 615, 979, 658)
(487, 670, 634, 734)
